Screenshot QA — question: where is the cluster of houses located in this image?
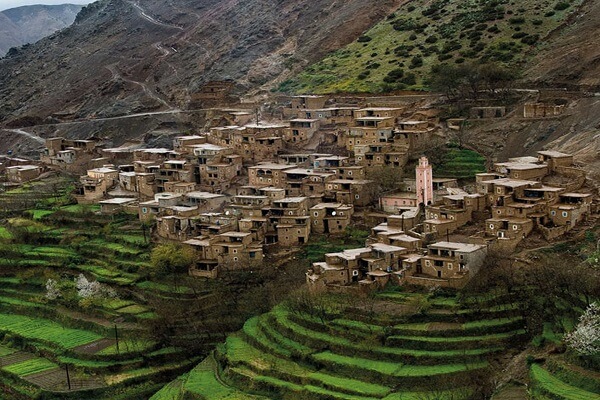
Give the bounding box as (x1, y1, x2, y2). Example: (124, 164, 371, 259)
(307, 150, 595, 292)
(3, 92, 597, 291)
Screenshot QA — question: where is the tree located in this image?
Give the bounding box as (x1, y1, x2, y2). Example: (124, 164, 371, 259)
(150, 243, 195, 277)
(429, 61, 517, 101)
(565, 303, 600, 356)
(366, 165, 404, 205)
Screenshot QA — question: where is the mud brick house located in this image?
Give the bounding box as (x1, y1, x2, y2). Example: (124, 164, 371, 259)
(99, 198, 137, 215)
(188, 80, 239, 109)
(485, 218, 534, 240)
(309, 203, 354, 234)
(306, 243, 409, 292)
(236, 123, 287, 163)
(5, 165, 43, 183)
(289, 95, 327, 112)
(404, 241, 487, 288)
(548, 193, 593, 227)
(493, 160, 549, 181)
(537, 151, 574, 172)
(295, 107, 358, 125)
(118, 172, 156, 199)
(283, 168, 335, 197)
(248, 163, 296, 188)
(269, 197, 311, 246)
(173, 135, 207, 152)
(470, 106, 506, 119)
(286, 119, 320, 143)
(326, 179, 375, 207)
(41, 137, 100, 168)
(186, 233, 264, 279)
(523, 103, 565, 118)
(79, 167, 119, 202)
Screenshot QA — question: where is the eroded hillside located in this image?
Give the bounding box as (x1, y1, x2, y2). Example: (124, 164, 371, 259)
(0, 0, 403, 125)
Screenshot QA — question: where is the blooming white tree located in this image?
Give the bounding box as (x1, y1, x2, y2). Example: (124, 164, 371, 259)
(45, 278, 61, 300)
(75, 274, 117, 299)
(564, 302, 600, 356)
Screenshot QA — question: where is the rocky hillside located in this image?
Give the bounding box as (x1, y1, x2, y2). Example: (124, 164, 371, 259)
(0, 4, 83, 57)
(0, 0, 403, 125)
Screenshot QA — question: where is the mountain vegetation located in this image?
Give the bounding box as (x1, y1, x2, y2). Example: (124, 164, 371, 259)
(281, 0, 584, 93)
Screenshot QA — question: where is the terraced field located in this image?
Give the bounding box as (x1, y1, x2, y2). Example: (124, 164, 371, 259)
(155, 292, 527, 399)
(0, 186, 211, 398)
(530, 360, 600, 400)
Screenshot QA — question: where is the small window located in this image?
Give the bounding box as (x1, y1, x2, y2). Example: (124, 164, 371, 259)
(551, 211, 556, 216)
(142, 207, 148, 213)
(355, 195, 360, 199)
(562, 211, 568, 217)
(314, 212, 319, 217)
(513, 225, 518, 231)
(448, 263, 453, 270)
(233, 257, 238, 262)
(489, 224, 495, 230)
(352, 270, 359, 276)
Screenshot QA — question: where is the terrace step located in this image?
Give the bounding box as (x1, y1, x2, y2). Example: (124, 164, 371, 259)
(273, 311, 501, 363)
(0, 351, 35, 366)
(386, 330, 526, 350)
(546, 359, 600, 394)
(530, 363, 600, 400)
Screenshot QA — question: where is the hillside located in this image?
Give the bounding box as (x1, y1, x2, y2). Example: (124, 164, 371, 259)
(281, 0, 586, 94)
(0, 0, 403, 126)
(0, 4, 83, 57)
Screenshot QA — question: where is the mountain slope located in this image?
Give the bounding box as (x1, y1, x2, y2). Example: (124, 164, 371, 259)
(0, 4, 83, 56)
(281, 0, 586, 94)
(0, 0, 403, 125)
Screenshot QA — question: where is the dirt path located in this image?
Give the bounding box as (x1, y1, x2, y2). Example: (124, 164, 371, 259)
(3, 129, 45, 145)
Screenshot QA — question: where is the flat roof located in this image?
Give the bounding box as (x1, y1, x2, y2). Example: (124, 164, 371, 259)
(481, 178, 539, 188)
(89, 167, 117, 173)
(424, 219, 455, 225)
(538, 150, 572, 158)
(249, 163, 296, 170)
(357, 107, 401, 111)
(389, 234, 420, 242)
(330, 179, 373, 184)
(371, 243, 406, 253)
(245, 123, 289, 129)
(274, 197, 307, 203)
(355, 117, 393, 121)
(290, 118, 319, 123)
(561, 193, 592, 198)
(186, 192, 226, 199)
(220, 231, 252, 238)
(99, 198, 136, 205)
(496, 162, 547, 171)
(428, 241, 486, 252)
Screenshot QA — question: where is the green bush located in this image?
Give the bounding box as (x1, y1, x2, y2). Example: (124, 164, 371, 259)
(554, 2, 570, 11)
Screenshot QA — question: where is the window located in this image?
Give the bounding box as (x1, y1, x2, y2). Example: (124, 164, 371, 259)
(489, 224, 495, 230)
(352, 270, 359, 276)
(142, 207, 147, 213)
(355, 195, 360, 199)
(448, 263, 453, 270)
(562, 211, 568, 217)
(233, 257, 238, 262)
(551, 211, 556, 216)
(513, 225, 518, 231)
(314, 212, 319, 217)
(233, 249, 237, 254)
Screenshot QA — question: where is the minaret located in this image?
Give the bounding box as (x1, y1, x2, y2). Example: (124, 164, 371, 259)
(416, 156, 433, 206)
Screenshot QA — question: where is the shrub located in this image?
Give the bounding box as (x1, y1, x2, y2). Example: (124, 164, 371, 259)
(509, 16, 526, 24)
(383, 68, 404, 83)
(521, 34, 540, 45)
(409, 56, 423, 69)
(357, 35, 372, 43)
(554, 2, 570, 11)
(545, 11, 556, 17)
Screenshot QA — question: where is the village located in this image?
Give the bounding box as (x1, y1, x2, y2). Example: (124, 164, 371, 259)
(0, 88, 597, 292)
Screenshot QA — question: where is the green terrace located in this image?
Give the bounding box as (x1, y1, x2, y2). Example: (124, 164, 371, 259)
(158, 290, 526, 399)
